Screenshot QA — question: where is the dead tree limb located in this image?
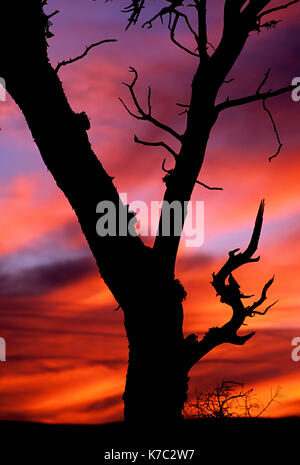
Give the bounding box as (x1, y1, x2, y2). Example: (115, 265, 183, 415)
(55, 39, 117, 72)
(119, 67, 183, 142)
(169, 13, 200, 57)
(262, 99, 283, 161)
(216, 85, 295, 112)
(257, 0, 299, 20)
(184, 201, 277, 370)
(142, 0, 184, 29)
(134, 135, 178, 159)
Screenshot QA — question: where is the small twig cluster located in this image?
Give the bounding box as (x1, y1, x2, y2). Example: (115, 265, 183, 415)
(184, 381, 283, 418)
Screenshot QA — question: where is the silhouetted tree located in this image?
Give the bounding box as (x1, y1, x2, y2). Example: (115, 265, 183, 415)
(184, 381, 282, 418)
(0, 0, 298, 425)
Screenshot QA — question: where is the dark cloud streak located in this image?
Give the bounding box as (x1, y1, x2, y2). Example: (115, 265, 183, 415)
(0, 255, 96, 297)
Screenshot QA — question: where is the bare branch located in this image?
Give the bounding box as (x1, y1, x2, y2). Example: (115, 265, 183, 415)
(169, 13, 200, 57)
(178, 10, 199, 40)
(176, 102, 190, 116)
(256, 19, 282, 31)
(161, 156, 222, 190)
(246, 275, 276, 314)
(120, 67, 183, 142)
(257, 0, 299, 20)
(119, 97, 142, 119)
(142, 0, 184, 29)
(47, 10, 59, 20)
(215, 200, 265, 284)
(122, 0, 145, 30)
(178, 109, 189, 116)
(140, 0, 199, 41)
(55, 39, 117, 72)
(183, 201, 276, 370)
(216, 84, 295, 112)
(185, 381, 283, 419)
(256, 68, 270, 94)
(262, 99, 283, 162)
(254, 386, 283, 417)
(134, 135, 178, 159)
(250, 299, 279, 315)
(241, 69, 283, 162)
(195, 179, 223, 191)
(176, 103, 190, 108)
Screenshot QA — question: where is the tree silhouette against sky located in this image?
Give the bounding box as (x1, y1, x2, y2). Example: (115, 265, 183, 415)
(0, 0, 298, 425)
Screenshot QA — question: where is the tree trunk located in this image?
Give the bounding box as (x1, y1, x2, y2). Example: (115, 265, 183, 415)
(0, 1, 190, 425)
(122, 276, 189, 424)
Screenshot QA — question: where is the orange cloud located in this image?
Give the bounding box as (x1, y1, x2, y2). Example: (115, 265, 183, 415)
(0, 174, 74, 254)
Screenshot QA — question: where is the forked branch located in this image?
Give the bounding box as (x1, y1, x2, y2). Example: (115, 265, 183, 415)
(134, 135, 178, 159)
(184, 201, 277, 370)
(168, 13, 200, 57)
(142, 0, 184, 29)
(217, 68, 289, 161)
(119, 67, 183, 142)
(216, 84, 295, 113)
(122, 0, 145, 30)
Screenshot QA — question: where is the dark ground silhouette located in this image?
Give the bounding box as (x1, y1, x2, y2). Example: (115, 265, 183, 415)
(0, 418, 299, 462)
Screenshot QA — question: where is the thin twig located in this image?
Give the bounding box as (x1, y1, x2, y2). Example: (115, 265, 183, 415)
(262, 99, 283, 162)
(195, 180, 223, 191)
(47, 10, 59, 20)
(55, 39, 117, 72)
(256, 68, 271, 94)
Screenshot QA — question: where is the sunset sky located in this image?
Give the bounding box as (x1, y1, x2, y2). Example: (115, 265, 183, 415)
(0, 0, 300, 423)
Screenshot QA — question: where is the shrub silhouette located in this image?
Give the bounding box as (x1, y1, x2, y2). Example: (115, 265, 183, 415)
(184, 381, 283, 419)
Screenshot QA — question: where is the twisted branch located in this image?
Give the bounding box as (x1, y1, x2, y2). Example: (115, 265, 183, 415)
(184, 201, 277, 370)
